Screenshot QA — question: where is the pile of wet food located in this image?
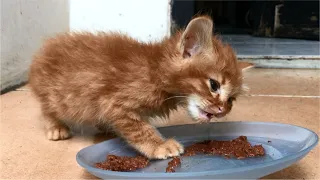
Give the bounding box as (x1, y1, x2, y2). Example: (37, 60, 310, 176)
(183, 136, 265, 159)
(95, 136, 265, 173)
(95, 155, 149, 171)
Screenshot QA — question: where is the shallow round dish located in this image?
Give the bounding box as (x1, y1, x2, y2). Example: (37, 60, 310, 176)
(76, 122, 318, 179)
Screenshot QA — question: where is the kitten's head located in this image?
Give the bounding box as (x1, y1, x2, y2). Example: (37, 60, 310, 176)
(168, 16, 253, 122)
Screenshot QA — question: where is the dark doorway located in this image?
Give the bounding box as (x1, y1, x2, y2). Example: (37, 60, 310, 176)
(171, 1, 319, 40)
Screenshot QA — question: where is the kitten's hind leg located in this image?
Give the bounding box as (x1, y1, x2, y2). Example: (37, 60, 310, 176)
(42, 113, 71, 141)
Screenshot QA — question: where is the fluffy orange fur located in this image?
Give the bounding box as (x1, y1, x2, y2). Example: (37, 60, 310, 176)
(29, 16, 252, 159)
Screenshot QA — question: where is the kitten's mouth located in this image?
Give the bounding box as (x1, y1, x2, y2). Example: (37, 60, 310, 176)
(198, 107, 225, 120)
(198, 108, 214, 120)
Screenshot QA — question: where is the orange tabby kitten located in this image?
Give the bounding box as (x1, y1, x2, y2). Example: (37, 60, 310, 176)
(29, 16, 252, 159)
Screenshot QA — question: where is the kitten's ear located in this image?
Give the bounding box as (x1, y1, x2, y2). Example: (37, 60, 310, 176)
(238, 61, 254, 72)
(180, 16, 213, 58)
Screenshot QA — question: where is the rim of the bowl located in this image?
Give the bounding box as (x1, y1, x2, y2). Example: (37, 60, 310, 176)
(76, 121, 319, 178)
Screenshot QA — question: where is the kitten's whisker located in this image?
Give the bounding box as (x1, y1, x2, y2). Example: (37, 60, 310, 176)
(162, 96, 188, 103)
(200, 100, 209, 108)
(178, 93, 189, 95)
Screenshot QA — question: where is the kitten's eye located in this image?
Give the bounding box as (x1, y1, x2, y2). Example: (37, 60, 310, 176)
(228, 97, 236, 104)
(209, 79, 220, 92)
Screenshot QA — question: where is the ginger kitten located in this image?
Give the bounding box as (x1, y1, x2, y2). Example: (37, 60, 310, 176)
(29, 16, 252, 159)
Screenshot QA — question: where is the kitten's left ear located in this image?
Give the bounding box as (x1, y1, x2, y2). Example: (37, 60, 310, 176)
(179, 16, 213, 58)
(238, 61, 254, 72)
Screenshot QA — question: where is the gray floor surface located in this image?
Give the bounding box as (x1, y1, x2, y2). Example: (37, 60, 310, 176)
(221, 35, 320, 59)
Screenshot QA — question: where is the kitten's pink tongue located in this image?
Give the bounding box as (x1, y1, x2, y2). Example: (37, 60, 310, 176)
(199, 112, 208, 119)
(199, 111, 212, 120)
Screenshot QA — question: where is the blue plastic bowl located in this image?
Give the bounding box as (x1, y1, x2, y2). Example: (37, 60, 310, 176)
(76, 122, 318, 179)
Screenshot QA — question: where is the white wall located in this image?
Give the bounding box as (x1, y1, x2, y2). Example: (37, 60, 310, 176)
(1, 0, 69, 92)
(69, 0, 171, 42)
(1, 0, 171, 92)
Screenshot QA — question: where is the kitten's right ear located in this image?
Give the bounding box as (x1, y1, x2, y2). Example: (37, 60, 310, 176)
(179, 16, 213, 58)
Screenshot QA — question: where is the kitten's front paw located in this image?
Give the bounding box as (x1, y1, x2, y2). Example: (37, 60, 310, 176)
(153, 139, 184, 159)
(46, 125, 71, 140)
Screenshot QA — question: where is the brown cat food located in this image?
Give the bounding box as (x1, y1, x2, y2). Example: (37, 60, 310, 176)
(183, 136, 265, 159)
(95, 155, 149, 172)
(166, 157, 181, 173)
(95, 136, 264, 172)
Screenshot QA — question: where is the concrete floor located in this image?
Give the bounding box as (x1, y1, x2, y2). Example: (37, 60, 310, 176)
(1, 68, 319, 179)
(222, 35, 320, 58)
(223, 35, 320, 69)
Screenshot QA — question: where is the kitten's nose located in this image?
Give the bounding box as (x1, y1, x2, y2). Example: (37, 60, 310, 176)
(217, 106, 223, 113)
